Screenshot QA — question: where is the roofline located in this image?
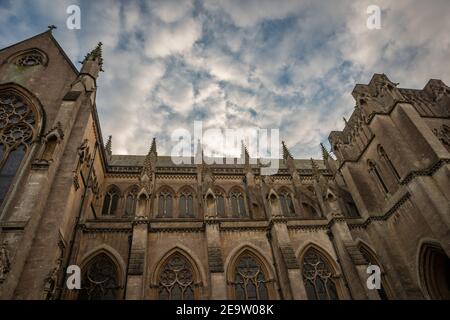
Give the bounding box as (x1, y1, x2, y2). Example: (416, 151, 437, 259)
(0, 30, 79, 75)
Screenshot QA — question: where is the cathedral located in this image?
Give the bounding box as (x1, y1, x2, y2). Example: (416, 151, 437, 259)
(0, 29, 449, 300)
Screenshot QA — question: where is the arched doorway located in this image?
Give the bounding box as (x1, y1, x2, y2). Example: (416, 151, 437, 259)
(419, 243, 450, 299)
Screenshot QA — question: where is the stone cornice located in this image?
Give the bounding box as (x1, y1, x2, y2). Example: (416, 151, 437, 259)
(400, 158, 450, 185)
(348, 192, 411, 230)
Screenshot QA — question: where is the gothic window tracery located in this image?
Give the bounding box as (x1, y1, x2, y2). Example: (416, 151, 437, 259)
(232, 253, 269, 300)
(214, 189, 226, 217)
(302, 248, 339, 300)
(179, 188, 194, 218)
(124, 186, 138, 216)
(101, 186, 120, 216)
(15, 51, 44, 67)
(79, 253, 120, 300)
(230, 189, 246, 218)
(0, 92, 37, 206)
(158, 253, 197, 300)
(279, 189, 295, 216)
(158, 188, 173, 218)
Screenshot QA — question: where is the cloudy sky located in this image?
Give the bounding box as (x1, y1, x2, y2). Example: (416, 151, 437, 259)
(1, 0, 449, 158)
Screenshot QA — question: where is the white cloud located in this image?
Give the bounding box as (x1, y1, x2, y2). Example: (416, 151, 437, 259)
(1, 0, 449, 158)
(149, 0, 194, 24)
(144, 18, 202, 58)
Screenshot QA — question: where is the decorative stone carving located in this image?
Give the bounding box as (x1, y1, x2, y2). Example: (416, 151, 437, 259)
(15, 51, 43, 67)
(0, 241, 11, 283)
(73, 173, 80, 190)
(433, 125, 450, 152)
(43, 258, 62, 300)
(77, 139, 90, 165)
(425, 79, 450, 102)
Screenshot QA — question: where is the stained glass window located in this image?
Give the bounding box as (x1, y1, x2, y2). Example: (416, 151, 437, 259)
(233, 253, 269, 300)
(158, 254, 196, 300)
(16, 52, 43, 67)
(0, 93, 36, 206)
(302, 248, 339, 300)
(79, 254, 119, 300)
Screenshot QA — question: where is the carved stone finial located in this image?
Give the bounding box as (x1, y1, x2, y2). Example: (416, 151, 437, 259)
(310, 158, 321, 182)
(82, 42, 104, 71)
(282, 141, 293, 160)
(43, 257, 62, 300)
(48, 25, 57, 31)
(0, 241, 11, 283)
(105, 135, 112, 157)
(320, 143, 330, 161)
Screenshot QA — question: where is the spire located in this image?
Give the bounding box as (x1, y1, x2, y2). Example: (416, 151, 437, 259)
(83, 42, 103, 68)
(142, 138, 157, 176)
(310, 158, 320, 182)
(241, 140, 250, 163)
(150, 137, 157, 155)
(80, 42, 104, 78)
(105, 135, 112, 157)
(195, 139, 203, 165)
(320, 143, 330, 161)
(282, 141, 293, 160)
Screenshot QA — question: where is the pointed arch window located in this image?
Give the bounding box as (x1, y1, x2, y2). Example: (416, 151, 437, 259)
(0, 92, 37, 206)
(345, 201, 360, 218)
(230, 190, 247, 218)
(378, 146, 400, 181)
(124, 187, 138, 216)
(179, 189, 194, 218)
(216, 193, 225, 217)
(158, 253, 197, 300)
(158, 189, 173, 218)
(232, 253, 269, 300)
(79, 254, 120, 300)
(102, 186, 120, 216)
(302, 248, 339, 300)
(279, 190, 295, 216)
(368, 160, 389, 195)
(302, 202, 318, 218)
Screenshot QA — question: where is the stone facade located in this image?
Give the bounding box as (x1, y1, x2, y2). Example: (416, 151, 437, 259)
(0, 30, 449, 300)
